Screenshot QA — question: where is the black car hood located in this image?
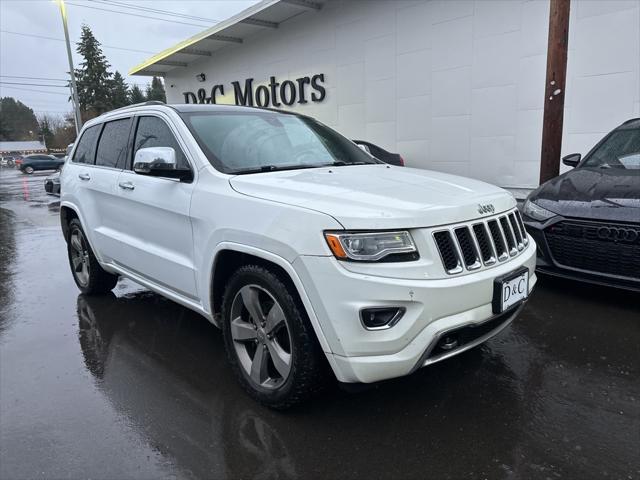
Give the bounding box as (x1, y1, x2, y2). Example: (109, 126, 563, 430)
(531, 167, 640, 223)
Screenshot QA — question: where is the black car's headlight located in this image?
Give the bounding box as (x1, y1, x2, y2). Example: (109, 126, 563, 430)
(324, 231, 417, 262)
(523, 199, 557, 221)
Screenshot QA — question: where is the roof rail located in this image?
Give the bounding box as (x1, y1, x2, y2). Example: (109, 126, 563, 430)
(102, 100, 167, 116)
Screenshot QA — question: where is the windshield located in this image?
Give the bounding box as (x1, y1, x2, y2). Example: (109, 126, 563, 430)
(582, 127, 640, 170)
(181, 110, 379, 174)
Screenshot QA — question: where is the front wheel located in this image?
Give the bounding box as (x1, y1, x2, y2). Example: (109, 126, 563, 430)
(23, 166, 34, 174)
(221, 265, 326, 409)
(67, 219, 118, 294)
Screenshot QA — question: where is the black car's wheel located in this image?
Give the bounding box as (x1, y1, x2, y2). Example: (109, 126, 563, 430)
(67, 219, 118, 294)
(221, 265, 325, 409)
(23, 166, 34, 174)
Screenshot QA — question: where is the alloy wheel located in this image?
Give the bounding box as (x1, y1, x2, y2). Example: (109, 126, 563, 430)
(25, 166, 34, 174)
(230, 285, 292, 389)
(70, 229, 90, 287)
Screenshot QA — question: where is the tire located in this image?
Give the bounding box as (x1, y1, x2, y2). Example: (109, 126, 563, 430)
(67, 218, 118, 294)
(221, 264, 326, 409)
(24, 166, 34, 174)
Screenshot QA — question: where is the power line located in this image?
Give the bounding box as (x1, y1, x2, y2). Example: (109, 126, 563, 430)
(89, 0, 222, 24)
(0, 81, 69, 88)
(0, 75, 68, 82)
(65, 1, 211, 28)
(0, 85, 70, 96)
(0, 30, 156, 55)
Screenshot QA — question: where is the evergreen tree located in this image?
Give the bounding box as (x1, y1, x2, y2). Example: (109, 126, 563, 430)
(145, 76, 166, 102)
(0, 97, 39, 141)
(129, 84, 146, 104)
(111, 71, 130, 108)
(74, 25, 113, 120)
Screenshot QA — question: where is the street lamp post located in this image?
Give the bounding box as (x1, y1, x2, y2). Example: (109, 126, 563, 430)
(55, 0, 82, 135)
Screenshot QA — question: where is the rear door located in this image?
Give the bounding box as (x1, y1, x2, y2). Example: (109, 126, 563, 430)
(63, 124, 101, 233)
(86, 117, 133, 263)
(41, 156, 59, 171)
(113, 114, 198, 299)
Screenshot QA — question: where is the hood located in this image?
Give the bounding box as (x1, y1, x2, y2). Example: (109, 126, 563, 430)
(229, 165, 515, 229)
(531, 167, 640, 223)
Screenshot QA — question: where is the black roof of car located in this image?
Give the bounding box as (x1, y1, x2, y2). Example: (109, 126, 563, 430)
(619, 118, 640, 130)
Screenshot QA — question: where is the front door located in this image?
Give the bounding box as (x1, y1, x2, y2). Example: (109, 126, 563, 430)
(112, 115, 198, 299)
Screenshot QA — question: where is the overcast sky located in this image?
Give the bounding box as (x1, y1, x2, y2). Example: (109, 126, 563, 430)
(0, 0, 259, 118)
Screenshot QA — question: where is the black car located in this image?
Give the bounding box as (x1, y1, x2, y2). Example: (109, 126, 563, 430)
(522, 118, 640, 291)
(44, 171, 61, 196)
(19, 154, 65, 174)
(353, 140, 404, 166)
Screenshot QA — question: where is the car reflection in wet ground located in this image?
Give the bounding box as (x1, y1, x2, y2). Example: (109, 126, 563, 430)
(1, 168, 638, 480)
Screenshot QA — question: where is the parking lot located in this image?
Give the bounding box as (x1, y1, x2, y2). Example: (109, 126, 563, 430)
(0, 167, 638, 480)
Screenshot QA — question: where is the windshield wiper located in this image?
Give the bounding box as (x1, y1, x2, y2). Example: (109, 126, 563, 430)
(233, 164, 329, 175)
(330, 160, 374, 166)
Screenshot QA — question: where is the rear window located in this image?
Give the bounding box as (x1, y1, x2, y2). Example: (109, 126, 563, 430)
(73, 125, 101, 164)
(95, 118, 131, 169)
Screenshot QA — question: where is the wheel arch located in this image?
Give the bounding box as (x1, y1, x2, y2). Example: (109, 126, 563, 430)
(60, 204, 79, 242)
(59, 202, 103, 265)
(209, 243, 332, 354)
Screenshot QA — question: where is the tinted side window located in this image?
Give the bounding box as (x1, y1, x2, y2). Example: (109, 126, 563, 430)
(73, 125, 101, 164)
(133, 116, 189, 169)
(95, 118, 131, 169)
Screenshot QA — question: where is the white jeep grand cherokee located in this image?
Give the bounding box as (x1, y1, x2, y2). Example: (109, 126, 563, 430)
(61, 103, 536, 408)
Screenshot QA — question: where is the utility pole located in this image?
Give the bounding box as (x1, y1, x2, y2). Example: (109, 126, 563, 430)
(56, 0, 83, 136)
(539, 0, 571, 184)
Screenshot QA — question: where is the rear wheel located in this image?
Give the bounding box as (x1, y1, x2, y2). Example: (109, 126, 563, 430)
(67, 219, 118, 294)
(221, 265, 325, 409)
(23, 166, 34, 174)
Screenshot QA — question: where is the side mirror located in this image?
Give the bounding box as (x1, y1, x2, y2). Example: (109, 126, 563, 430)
(562, 153, 581, 168)
(133, 147, 191, 181)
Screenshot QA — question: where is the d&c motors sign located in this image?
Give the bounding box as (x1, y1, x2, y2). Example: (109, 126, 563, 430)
(183, 74, 326, 108)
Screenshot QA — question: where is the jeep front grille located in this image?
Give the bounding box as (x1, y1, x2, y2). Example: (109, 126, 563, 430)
(433, 210, 528, 275)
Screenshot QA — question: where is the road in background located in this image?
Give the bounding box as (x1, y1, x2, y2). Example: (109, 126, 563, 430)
(1, 167, 638, 480)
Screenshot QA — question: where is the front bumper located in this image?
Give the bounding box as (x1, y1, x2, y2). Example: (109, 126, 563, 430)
(293, 241, 536, 383)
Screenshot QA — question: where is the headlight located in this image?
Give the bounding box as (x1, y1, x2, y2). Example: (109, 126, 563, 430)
(324, 231, 417, 261)
(523, 199, 556, 221)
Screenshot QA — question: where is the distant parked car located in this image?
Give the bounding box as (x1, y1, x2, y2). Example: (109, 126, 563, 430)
(523, 118, 640, 292)
(44, 171, 61, 196)
(1, 156, 17, 167)
(353, 140, 404, 166)
(19, 154, 65, 174)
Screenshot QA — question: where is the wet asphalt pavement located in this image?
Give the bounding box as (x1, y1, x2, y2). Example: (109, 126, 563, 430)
(0, 167, 638, 480)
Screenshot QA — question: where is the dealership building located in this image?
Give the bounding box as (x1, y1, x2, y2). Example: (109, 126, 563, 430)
(131, 0, 640, 189)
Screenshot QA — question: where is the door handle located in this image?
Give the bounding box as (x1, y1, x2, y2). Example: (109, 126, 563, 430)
(118, 181, 135, 190)
(78, 173, 90, 181)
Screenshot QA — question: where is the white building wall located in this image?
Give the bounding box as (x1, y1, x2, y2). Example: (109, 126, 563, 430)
(165, 0, 640, 188)
(562, 0, 640, 173)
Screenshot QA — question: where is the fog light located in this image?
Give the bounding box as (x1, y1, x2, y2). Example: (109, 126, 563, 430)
(360, 307, 405, 330)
